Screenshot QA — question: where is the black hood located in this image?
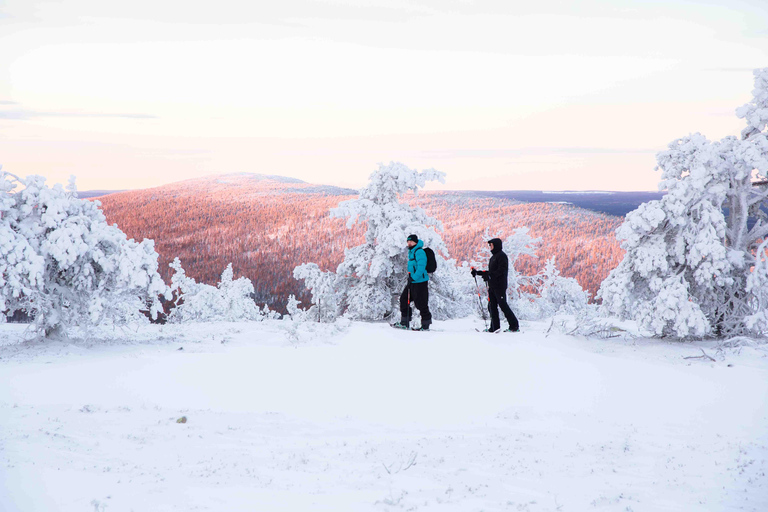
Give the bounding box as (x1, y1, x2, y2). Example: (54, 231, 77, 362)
(488, 237, 502, 254)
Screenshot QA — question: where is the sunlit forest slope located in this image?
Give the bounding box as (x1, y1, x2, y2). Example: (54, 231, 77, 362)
(95, 174, 624, 311)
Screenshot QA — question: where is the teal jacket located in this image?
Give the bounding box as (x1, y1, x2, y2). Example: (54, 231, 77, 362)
(408, 240, 429, 284)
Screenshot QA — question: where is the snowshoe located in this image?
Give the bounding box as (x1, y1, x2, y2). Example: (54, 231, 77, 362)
(411, 325, 430, 331)
(476, 328, 501, 333)
(504, 328, 520, 333)
(392, 322, 410, 330)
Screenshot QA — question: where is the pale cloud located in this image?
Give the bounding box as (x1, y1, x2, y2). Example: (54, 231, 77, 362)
(0, 107, 157, 120)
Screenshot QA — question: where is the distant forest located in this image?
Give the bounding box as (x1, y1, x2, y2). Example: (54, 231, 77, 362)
(468, 191, 663, 217)
(93, 176, 627, 312)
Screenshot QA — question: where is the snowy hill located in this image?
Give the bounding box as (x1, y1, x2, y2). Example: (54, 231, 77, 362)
(114, 173, 359, 198)
(1, 319, 766, 511)
(215, 172, 307, 184)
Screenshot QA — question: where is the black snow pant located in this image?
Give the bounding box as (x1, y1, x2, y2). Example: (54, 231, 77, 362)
(400, 281, 432, 327)
(488, 287, 519, 332)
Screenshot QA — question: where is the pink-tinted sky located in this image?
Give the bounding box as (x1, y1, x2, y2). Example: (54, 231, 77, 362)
(1, 0, 766, 191)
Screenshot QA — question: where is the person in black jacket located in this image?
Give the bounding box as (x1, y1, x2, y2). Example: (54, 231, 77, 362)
(471, 237, 520, 333)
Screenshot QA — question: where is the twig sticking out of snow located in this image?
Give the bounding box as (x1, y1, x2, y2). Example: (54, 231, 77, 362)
(547, 317, 636, 340)
(683, 348, 716, 362)
(382, 451, 418, 474)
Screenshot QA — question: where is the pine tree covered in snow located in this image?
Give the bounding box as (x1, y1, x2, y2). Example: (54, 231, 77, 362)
(294, 162, 472, 322)
(536, 257, 590, 317)
(469, 227, 503, 269)
(167, 258, 271, 322)
(292, 263, 340, 322)
(503, 227, 542, 305)
(598, 68, 768, 338)
(0, 170, 166, 336)
(285, 294, 307, 322)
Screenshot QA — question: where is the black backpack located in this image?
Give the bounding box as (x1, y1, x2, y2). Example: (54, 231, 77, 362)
(422, 247, 437, 274)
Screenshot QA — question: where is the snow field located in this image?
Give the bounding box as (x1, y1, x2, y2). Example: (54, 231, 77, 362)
(0, 319, 766, 511)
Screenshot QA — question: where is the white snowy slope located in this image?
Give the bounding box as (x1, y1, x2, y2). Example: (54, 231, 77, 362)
(0, 319, 766, 512)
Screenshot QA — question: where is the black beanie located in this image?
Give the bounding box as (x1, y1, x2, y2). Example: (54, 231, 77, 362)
(407, 234, 419, 243)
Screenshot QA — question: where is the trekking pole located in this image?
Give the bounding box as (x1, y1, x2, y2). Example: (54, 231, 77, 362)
(471, 267, 488, 330)
(405, 272, 413, 326)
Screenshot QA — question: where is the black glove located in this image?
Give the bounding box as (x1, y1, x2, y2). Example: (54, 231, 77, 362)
(471, 268, 477, 277)
(482, 274, 490, 282)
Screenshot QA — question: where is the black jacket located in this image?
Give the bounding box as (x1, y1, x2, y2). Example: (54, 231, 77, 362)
(485, 238, 508, 292)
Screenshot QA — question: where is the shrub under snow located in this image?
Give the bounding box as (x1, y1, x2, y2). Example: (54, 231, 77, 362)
(598, 68, 768, 338)
(0, 170, 166, 336)
(167, 258, 274, 322)
(536, 257, 590, 317)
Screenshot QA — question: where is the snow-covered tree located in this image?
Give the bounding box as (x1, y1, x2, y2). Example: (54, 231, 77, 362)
(536, 257, 590, 317)
(598, 68, 768, 338)
(503, 227, 542, 302)
(426, 256, 475, 321)
(168, 258, 267, 322)
(295, 162, 472, 321)
(285, 294, 307, 322)
(292, 263, 340, 322)
(469, 227, 502, 269)
(0, 170, 166, 336)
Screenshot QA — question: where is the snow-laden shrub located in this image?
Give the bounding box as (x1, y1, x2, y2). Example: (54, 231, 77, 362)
(427, 256, 475, 320)
(295, 162, 473, 322)
(167, 258, 267, 322)
(0, 170, 166, 336)
(536, 257, 590, 317)
(499, 227, 542, 318)
(503, 227, 542, 299)
(285, 294, 307, 322)
(598, 68, 768, 338)
(292, 264, 340, 322)
(277, 293, 352, 344)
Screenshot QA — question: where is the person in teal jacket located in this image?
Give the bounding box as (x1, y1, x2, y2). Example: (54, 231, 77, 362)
(394, 234, 432, 330)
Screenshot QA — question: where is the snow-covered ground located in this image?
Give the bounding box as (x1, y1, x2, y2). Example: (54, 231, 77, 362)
(1, 319, 766, 512)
